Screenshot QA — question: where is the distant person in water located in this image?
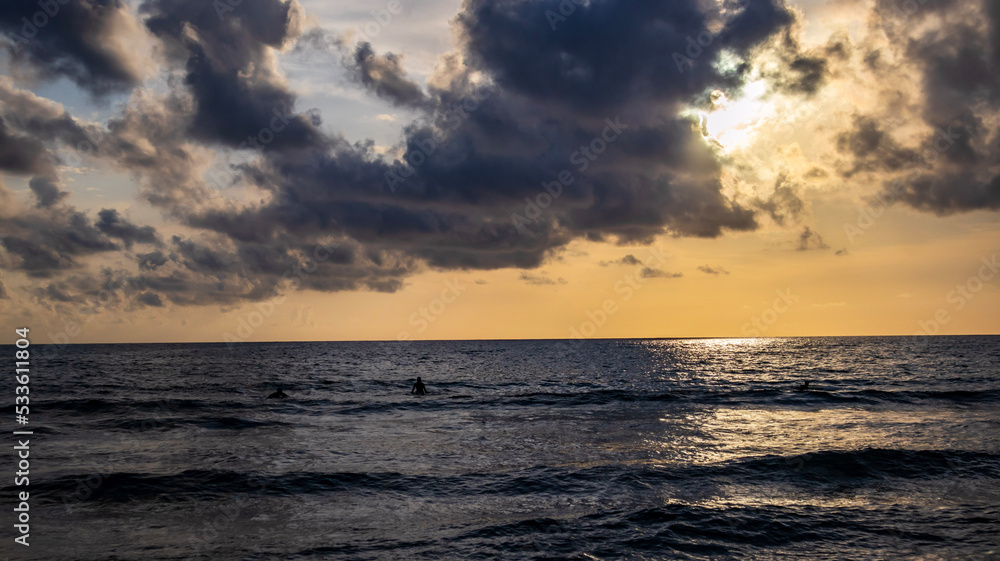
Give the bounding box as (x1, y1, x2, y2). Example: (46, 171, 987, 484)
(796, 381, 810, 391)
(267, 387, 288, 399)
(411, 377, 427, 395)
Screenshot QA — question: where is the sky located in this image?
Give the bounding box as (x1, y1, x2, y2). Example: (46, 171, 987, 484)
(0, 0, 997, 343)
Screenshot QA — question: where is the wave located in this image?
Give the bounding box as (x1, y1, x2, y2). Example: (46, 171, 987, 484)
(37, 387, 1000, 425)
(19, 449, 998, 506)
(40, 397, 258, 415)
(714, 448, 1000, 481)
(246, 500, 988, 559)
(781, 388, 1000, 405)
(94, 416, 290, 431)
(328, 387, 1000, 413)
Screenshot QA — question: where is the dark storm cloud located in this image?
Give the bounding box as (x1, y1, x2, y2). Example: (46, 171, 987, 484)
(0, 236, 70, 276)
(718, 0, 794, 51)
(457, 0, 792, 112)
(111, 234, 418, 306)
(0, 117, 52, 175)
(124, 242, 286, 306)
(141, 0, 321, 150)
(139, 0, 791, 293)
(0, 80, 103, 193)
(563, 172, 758, 241)
(195, 139, 577, 270)
(170, 235, 238, 273)
(27, 176, 67, 207)
(25, 269, 145, 314)
(3, 0, 998, 316)
(40, 279, 76, 302)
(95, 209, 161, 248)
(0, 275, 7, 299)
(0, 88, 167, 289)
(0, 0, 142, 97)
(137, 250, 169, 271)
(0, 9, 421, 306)
(50, 213, 120, 254)
(900, 4, 1000, 119)
(891, 171, 1000, 215)
(348, 42, 428, 109)
(1, 0, 810, 307)
(836, 116, 919, 177)
(137, 291, 164, 307)
(0, 78, 99, 144)
(0, 209, 121, 278)
(0, 76, 180, 298)
(862, 0, 1000, 215)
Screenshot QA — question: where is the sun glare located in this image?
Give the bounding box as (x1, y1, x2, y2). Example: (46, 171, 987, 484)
(695, 82, 773, 152)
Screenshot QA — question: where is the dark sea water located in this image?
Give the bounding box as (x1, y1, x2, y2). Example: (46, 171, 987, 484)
(4, 337, 1000, 560)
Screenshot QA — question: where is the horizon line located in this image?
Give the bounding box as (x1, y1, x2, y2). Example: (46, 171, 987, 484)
(19, 333, 1000, 346)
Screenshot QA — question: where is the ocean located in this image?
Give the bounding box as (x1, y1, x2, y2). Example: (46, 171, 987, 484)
(5, 336, 1000, 560)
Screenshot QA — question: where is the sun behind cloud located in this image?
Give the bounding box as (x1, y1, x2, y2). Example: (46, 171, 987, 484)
(696, 82, 777, 153)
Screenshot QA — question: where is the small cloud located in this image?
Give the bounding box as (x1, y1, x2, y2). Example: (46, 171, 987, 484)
(804, 167, 828, 179)
(754, 174, 804, 226)
(641, 267, 682, 279)
(137, 292, 164, 307)
(29, 177, 69, 208)
(475, 279, 488, 285)
(697, 265, 729, 275)
(137, 250, 169, 271)
(303, 307, 316, 327)
(292, 306, 316, 327)
(811, 302, 846, 308)
(796, 226, 830, 251)
(375, 114, 397, 122)
(519, 272, 567, 286)
(600, 254, 643, 267)
(835, 248, 848, 256)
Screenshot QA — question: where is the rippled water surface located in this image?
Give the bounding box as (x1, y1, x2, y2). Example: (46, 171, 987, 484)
(5, 336, 1000, 560)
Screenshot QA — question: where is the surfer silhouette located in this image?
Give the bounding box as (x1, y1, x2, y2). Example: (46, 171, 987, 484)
(267, 386, 288, 399)
(411, 377, 427, 395)
(796, 381, 810, 391)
